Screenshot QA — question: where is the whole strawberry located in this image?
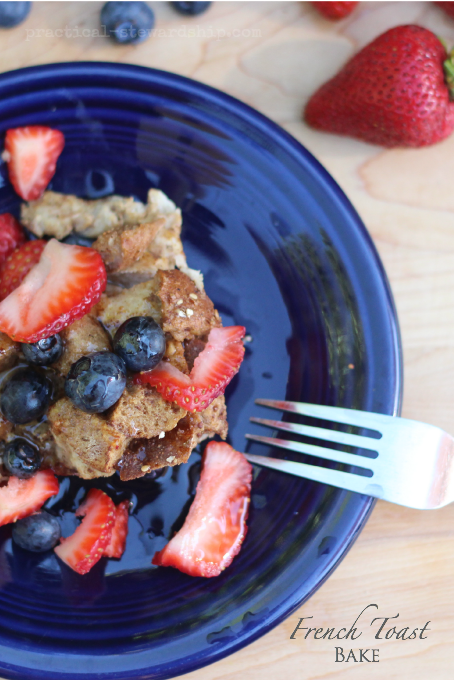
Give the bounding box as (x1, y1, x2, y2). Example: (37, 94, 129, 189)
(434, 2, 454, 19)
(311, 2, 358, 20)
(305, 25, 454, 147)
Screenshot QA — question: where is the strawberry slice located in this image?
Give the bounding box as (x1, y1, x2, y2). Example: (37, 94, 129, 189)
(3, 126, 65, 201)
(0, 239, 46, 301)
(0, 470, 59, 527)
(135, 325, 245, 412)
(104, 500, 129, 559)
(0, 213, 26, 265)
(152, 441, 252, 577)
(0, 238, 106, 342)
(54, 489, 115, 575)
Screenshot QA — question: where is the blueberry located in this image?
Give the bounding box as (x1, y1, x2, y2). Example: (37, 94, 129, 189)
(12, 511, 61, 552)
(65, 351, 127, 413)
(171, 1, 211, 15)
(62, 233, 95, 248)
(3, 438, 41, 479)
(0, 2, 31, 28)
(113, 316, 165, 372)
(22, 334, 63, 366)
(1, 368, 52, 424)
(101, 1, 154, 44)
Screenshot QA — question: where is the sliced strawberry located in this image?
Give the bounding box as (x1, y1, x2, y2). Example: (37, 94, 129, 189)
(0, 239, 46, 301)
(4, 126, 65, 201)
(104, 500, 129, 559)
(54, 489, 115, 575)
(0, 470, 59, 527)
(135, 325, 245, 412)
(152, 441, 252, 577)
(0, 238, 106, 342)
(0, 213, 26, 265)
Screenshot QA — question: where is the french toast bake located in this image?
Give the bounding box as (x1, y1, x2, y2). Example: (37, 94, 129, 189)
(0, 124, 250, 577)
(0, 188, 229, 482)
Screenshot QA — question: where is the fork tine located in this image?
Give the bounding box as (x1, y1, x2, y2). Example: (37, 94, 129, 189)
(245, 434, 374, 470)
(255, 399, 390, 431)
(250, 417, 379, 452)
(244, 453, 379, 497)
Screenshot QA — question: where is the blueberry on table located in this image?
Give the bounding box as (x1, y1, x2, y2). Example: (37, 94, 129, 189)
(113, 316, 165, 372)
(0, 2, 31, 28)
(65, 351, 127, 413)
(62, 233, 95, 248)
(12, 511, 61, 552)
(171, 2, 211, 15)
(1, 367, 52, 424)
(101, 1, 155, 44)
(22, 334, 63, 366)
(3, 438, 41, 479)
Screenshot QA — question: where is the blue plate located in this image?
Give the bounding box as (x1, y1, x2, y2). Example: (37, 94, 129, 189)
(0, 63, 402, 680)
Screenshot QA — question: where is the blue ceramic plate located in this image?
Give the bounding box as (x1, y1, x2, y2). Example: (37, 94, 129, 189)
(0, 63, 402, 680)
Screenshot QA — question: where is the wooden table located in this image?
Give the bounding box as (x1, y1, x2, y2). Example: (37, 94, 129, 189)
(3, 1, 454, 677)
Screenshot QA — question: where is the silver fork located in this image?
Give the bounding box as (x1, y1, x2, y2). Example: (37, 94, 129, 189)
(244, 399, 454, 510)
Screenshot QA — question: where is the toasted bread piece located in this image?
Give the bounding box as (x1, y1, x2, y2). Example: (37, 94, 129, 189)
(48, 398, 130, 479)
(114, 395, 227, 481)
(21, 189, 179, 240)
(106, 254, 163, 288)
(93, 218, 165, 272)
(198, 395, 228, 442)
(41, 454, 78, 478)
(0, 333, 19, 372)
(106, 383, 186, 438)
(96, 279, 161, 335)
(183, 337, 206, 371)
(53, 315, 112, 376)
(156, 270, 221, 342)
(116, 413, 204, 481)
(165, 336, 189, 374)
(146, 207, 183, 266)
(21, 192, 125, 240)
(178, 264, 204, 292)
(106, 201, 186, 287)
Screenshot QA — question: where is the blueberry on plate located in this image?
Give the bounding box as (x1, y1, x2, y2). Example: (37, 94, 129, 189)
(171, 2, 211, 15)
(12, 511, 61, 552)
(3, 438, 41, 479)
(101, 1, 155, 44)
(113, 316, 166, 372)
(65, 351, 127, 413)
(62, 233, 95, 248)
(1, 367, 52, 424)
(0, 2, 31, 28)
(22, 334, 63, 366)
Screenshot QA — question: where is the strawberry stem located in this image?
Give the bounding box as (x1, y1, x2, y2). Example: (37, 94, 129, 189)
(444, 49, 454, 100)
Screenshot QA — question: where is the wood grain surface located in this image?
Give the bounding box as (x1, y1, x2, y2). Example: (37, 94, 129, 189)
(1, 1, 453, 678)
